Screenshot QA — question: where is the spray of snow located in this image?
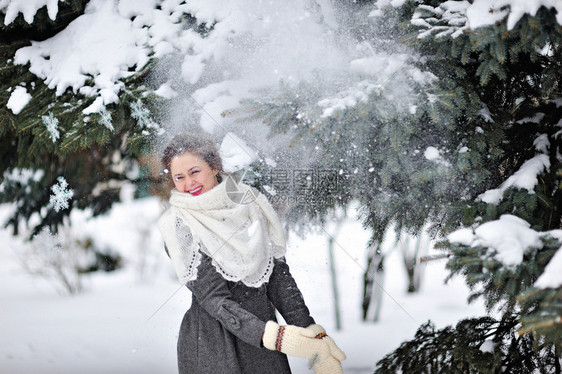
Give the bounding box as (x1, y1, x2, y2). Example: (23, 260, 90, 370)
(3, 0, 454, 162)
(154, 83, 178, 99)
(152, 0, 438, 168)
(424, 146, 450, 167)
(219, 132, 258, 173)
(319, 82, 381, 118)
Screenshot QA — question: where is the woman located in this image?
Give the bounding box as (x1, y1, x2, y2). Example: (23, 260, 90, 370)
(158, 133, 345, 374)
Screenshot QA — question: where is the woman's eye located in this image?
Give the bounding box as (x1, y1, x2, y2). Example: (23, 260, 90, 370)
(190, 170, 199, 175)
(174, 176, 183, 182)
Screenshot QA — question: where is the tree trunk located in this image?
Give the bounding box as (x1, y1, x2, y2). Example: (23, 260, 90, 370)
(362, 241, 385, 322)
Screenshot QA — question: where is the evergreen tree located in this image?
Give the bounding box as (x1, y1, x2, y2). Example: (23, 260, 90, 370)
(227, 0, 562, 370)
(370, 1, 562, 372)
(3, 2, 560, 367)
(0, 1, 172, 236)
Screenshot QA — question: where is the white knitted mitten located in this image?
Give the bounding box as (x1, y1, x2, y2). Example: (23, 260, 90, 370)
(263, 321, 330, 360)
(310, 355, 344, 374)
(306, 324, 346, 361)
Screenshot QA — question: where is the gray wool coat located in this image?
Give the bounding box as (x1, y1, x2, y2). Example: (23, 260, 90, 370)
(175, 251, 315, 374)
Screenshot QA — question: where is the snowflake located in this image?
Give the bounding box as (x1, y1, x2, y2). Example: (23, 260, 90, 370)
(42, 112, 60, 143)
(130, 99, 151, 127)
(130, 99, 164, 135)
(99, 109, 114, 131)
(49, 176, 74, 212)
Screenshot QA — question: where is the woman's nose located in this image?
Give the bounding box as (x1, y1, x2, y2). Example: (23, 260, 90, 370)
(184, 178, 196, 191)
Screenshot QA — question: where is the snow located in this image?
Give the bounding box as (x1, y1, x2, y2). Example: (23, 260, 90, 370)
(0, 0, 59, 25)
(2, 168, 43, 183)
(404, 0, 562, 40)
(96, 109, 113, 131)
(49, 176, 73, 212)
(533, 133, 550, 153)
(0, 199, 486, 374)
(41, 113, 59, 143)
(446, 227, 474, 246)
(424, 146, 441, 161)
(467, 0, 562, 30)
(424, 146, 450, 166)
(0, 168, 44, 194)
(317, 53, 437, 118)
(318, 82, 380, 118)
(474, 215, 542, 266)
(219, 132, 258, 173)
(465, 0, 509, 29)
(447, 214, 550, 267)
(534, 230, 562, 289)
(497, 0, 562, 30)
(13, 0, 154, 113)
(517, 112, 545, 124)
(480, 339, 495, 353)
(448, 216, 562, 289)
(154, 83, 178, 99)
(6, 0, 562, 130)
(6, 86, 31, 115)
(479, 106, 494, 123)
(478, 154, 550, 204)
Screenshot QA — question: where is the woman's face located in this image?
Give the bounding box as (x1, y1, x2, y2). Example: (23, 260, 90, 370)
(169, 152, 218, 196)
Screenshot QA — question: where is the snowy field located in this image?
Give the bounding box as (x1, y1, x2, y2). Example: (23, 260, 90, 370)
(0, 198, 486, 374)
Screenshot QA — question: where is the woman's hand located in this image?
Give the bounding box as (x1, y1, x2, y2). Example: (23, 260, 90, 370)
(262, 321, 330, 361)
(310, 355, 343, 374)
(306, 324, 346, 361)
(306, 324, 346, 373)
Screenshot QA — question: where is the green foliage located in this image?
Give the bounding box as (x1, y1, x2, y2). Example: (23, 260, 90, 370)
(375, 316, 560, 374)
(224, 0, 562, 370)
(0, 0, 89, 43)
(0, 4, 165, 236)
(372, 2, 562, 371)
(438, 235, 560, 316)
(519, 286, 562, 349)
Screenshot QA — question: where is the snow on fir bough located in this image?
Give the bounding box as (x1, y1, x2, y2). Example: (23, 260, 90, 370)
(447, 214, 562, 289)
(0, 0, 60, 25)
(6, 0, 193, 114)
(374, 0, 562, 40)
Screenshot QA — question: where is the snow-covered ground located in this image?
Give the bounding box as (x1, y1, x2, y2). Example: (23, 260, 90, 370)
(0, 198, 485, 374)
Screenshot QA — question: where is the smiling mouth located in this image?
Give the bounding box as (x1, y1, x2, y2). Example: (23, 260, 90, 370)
(189, 186, 203, 195)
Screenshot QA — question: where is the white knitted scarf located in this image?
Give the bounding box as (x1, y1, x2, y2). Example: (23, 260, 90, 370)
(158, 179, 286, 287)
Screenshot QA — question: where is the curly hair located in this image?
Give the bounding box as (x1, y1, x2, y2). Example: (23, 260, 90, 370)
(161, 133, 223, 175)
